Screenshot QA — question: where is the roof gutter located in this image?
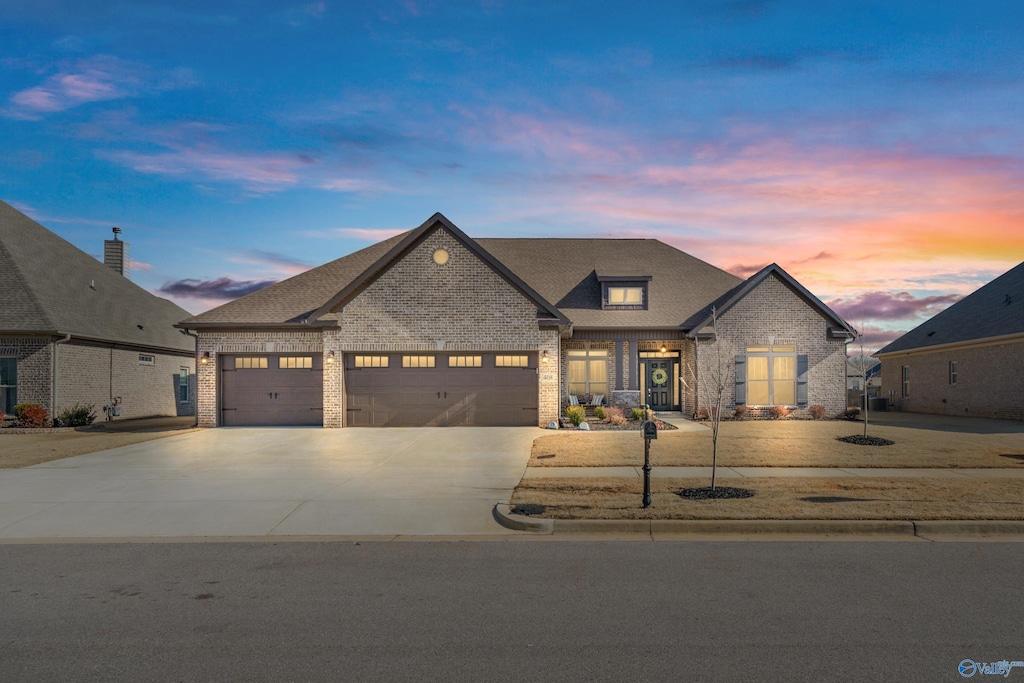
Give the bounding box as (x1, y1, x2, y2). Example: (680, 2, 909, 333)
(179, 329, 200, 428)
(51, 333, 71, 421)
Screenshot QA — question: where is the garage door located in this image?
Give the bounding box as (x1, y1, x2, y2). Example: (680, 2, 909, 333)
(345, 353, 538, 427)
(221, 354, 323, 426)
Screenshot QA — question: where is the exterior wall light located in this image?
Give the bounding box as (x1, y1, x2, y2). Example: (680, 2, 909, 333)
(200, 351, 210, 365)
(541, 350, 550, 363)
(660, 344, 668, 353)
(326, 350, 335, 365)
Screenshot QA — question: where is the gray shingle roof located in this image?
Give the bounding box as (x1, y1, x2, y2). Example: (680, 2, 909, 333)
(0, 200, 194, 353)
(180, 230, 413, 326)
(876, 261, 1024, 356)
(183, 216, 745, 330)
(478, 238, 742, 329)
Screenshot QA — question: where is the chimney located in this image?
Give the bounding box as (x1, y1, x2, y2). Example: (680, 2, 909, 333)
(103, 226, 130, 279)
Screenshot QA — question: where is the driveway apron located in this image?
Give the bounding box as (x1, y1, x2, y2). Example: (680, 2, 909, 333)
(0, 427, 539, 539)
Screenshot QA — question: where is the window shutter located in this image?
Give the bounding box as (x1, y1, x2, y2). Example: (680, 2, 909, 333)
(797, 354, 808, 406)
(734, 355, 746, 405)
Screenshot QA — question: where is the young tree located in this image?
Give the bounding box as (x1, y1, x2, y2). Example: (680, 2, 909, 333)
(683, 307, 733, 490)
(848, 333, 877, 438)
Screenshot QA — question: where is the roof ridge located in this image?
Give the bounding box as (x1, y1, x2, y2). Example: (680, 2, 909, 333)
(0, 226, 54, 330)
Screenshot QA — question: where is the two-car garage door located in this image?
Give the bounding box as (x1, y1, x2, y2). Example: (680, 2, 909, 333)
(220, 352, 538, 427)
(345, 353, 538, 427)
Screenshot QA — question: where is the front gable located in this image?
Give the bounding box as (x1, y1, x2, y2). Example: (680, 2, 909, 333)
(315, 214, 566, 350)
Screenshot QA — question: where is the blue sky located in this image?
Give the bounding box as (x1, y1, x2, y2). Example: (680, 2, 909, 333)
(2, 1, 1023, 350)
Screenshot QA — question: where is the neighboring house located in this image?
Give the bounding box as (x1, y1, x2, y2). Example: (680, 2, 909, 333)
(876, 261, 1024, 420)
(0, 201, 196, 422)
(179, 213, 854, 428)
(846, 357, 881, 409)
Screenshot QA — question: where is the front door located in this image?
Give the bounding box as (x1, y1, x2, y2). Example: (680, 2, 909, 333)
(645, 359, 674, 411)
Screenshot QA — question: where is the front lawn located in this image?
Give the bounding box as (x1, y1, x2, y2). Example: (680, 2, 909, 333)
(531, 420, 1024, 469)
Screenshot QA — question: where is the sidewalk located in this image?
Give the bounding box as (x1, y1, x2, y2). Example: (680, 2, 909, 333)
(523, 466, 1024, 480)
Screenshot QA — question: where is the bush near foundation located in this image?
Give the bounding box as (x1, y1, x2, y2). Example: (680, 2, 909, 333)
(593, 406, 606, 421)
(732, 405, 750, 419)
(809, 404, 827, 420)
(56, 403, 97, 427)
(769, 405, 790, 419)
(604, 407, 627, 426)
(630, 407, 646, 421)
(565, 405, 586, 426)
(16, 404, 48, 428)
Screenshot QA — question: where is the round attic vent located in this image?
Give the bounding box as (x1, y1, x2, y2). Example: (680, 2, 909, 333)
(432, 248, 449, 265)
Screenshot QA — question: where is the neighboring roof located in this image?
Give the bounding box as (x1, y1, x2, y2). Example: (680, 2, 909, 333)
(876, 261, 1024, 356)
(0, 200, 194, 353)
(479, 237, 742, 329)
(685, 263, 857, 339)
(847, 357, 881, 377)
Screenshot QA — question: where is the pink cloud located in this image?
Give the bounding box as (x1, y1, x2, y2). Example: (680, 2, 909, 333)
(130, 260, 153, 271)
(828, 291, 963, 323)
(3, 55, 194, 120)
(102, 146, 311, 190)
(320, 227, 409, 241)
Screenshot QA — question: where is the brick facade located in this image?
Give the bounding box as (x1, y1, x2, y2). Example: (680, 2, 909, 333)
(0, 335, 193, 423)
(195, 331, 323, 428)
(57, 342, 195, 420)
(701, 274, 848, 416)
(880, 337, 1024, 420)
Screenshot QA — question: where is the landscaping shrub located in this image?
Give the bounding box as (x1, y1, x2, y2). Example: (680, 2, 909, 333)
(604, 407, 627, 426)
(843, 407, 861, 420)
(17, 404, 48, 428)
(630, 407, 646, 421)
(593, 406, 606, 421)
(57, 403, 97, 427)
(809, 404, 827, 420)
(12, 403, 37, 418)
(769, 405, 790, 419)
(565, 405, 586, 426)
(733, 405, 750, 419)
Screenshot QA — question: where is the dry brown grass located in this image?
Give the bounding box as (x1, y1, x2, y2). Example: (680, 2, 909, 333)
(531, 420, 1024, 468)
(0, 429, 198, 468)
(511, 476, 1024, 520)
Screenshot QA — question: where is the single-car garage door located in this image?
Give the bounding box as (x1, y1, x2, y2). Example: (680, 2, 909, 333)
(221, 354, 323, 426)
(345, 353, 538, 427)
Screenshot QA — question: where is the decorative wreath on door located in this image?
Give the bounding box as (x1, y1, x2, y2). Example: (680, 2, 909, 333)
(650, 368, 669, 385)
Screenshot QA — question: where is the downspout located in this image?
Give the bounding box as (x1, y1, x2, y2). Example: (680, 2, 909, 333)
(52, 333, 71, 424)
(180, 329, 200, 428)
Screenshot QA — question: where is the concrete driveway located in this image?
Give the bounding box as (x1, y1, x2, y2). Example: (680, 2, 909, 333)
(0, 427, 540, 539)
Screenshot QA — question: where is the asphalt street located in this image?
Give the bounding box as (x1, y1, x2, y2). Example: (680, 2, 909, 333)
(3, 540, 1022, 682)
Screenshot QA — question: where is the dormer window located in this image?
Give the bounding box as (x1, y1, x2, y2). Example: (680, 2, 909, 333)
(608, 287, 643, 305)
(598, 275, 651, 310)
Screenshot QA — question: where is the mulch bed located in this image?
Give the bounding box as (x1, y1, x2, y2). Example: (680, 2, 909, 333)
(559, 418, 679, 431)
(836, 435, 896, 446)
(677, 486, 755, 500)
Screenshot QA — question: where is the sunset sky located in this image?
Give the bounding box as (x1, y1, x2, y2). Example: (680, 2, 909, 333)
(2, 1, 1022, 352)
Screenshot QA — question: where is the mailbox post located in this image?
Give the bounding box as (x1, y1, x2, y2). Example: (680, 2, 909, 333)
(641, 407, 657, 508)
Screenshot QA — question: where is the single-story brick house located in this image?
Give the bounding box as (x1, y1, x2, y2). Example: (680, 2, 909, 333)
(0, 201, 196, 422)
(179, 213, 854, 428)
(876, 261, 1024, 420)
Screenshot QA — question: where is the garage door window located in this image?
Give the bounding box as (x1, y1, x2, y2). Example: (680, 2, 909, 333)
(235, 357, 268, 369)
(279, 356, 313, 369)
(495, 355, 529, 368)
(402, 355, 436, 368)
(354, 355, 389, 368)
(449, 355, 482, 367)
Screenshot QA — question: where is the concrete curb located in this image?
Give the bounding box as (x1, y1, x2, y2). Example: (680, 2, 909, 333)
(492, 507, 1024, 537)
(913, 520, 1024, 536)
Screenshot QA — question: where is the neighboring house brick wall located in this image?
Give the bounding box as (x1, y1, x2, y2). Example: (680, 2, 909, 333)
(0, 336, 52, 412)
(325, 229, 559, 426)
(195, 331, 323, 428)
(704, 274, 848, 415)
(56, 342, 195, 420)
(880, 338, 1024, 420)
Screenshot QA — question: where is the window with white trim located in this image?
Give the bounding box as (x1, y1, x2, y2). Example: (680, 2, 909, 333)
(902, 366, 910, 398)
(567, 348, 608, 396)
(949, 361, 958, 386)
(138, 354, 155, 365)
(0, 358, 16, 414)
(177, 367, 189, 403)
(746, 345, 796, 405)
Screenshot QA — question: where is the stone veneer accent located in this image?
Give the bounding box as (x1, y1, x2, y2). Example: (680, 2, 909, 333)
(880, 338, 1024, 421)
(700, 274, 848, 416)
